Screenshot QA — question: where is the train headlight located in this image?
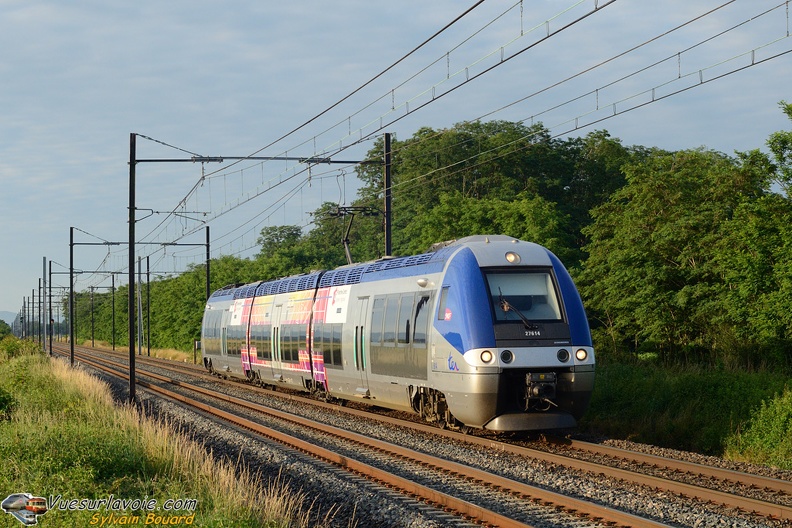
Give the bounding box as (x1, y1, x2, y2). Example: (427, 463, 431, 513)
(480, 350, 493, 363)
(575, 348, 588, 361)
(557, 349, 570, 362)
(500, 350, 513, 363)
(505, 251, 521, 264)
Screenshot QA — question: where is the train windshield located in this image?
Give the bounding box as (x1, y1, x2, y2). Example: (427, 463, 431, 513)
(485, 271, 562, 322)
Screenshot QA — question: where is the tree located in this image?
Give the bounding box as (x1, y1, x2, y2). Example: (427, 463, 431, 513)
(256, 225, 303, 259)
(578, 148, 766, 362)
(559, 131, 633, 248)
(713, 193, 792, 367)
(706, 102, 792, 368)
(398, 191, 577, 262)
(767, 101, 792, 195)
(356, 121, 632, 257)
(0, 320, 11, 340)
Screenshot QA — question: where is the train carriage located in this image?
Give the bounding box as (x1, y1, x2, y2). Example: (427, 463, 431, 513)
(201, 235, 595, 431)
(25, 497, 47, 514)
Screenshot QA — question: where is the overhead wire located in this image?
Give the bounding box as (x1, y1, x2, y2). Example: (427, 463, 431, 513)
(160, 162, 361, 262)
(314, 0, 619, 159)
(389, 45, 792, 200)
(137, 0, 488, 247)
(140, 0, 613, 260)
(136, 1, 592, 257)
(122, 0, 644, 270)
(379, 0, 754, 167)
(283, 0, 528, 157)
(102, 0, 790, 282)
(549, 45, 792, 139)
(124, 1, 582, 260)
(477, 0, 742, 122)
(387, 1, 792, 197)
(200, 0, 486, 175)
(518, 1, 790, 130)
(311, 0, 603, 158)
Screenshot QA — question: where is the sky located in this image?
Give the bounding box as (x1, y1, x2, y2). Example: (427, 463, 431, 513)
(1, 0, 790, 322)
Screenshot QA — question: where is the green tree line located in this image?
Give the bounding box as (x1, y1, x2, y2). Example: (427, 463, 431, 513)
(0, 320, 11, 340)
(69, 103, 792, 372)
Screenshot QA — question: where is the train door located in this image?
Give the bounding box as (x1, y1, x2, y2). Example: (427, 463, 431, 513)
(271, 304, 283, 382)
(261, 323, 277, 382)
(244, 298, 254, 375)
(241, 328, 251, 377)
(353, 296, 370, 398)
(220, 305, 233, 364)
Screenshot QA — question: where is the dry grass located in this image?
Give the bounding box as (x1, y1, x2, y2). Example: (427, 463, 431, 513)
(80, 339, 199, 363)
(15, 354, 346, 527)
(57, 358, 316, 525)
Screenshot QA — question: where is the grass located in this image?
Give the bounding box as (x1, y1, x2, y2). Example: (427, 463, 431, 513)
(7, 333, 789, 514)
(724, 387, 792, 469)
(580, 360, 792, 468)
(78, 339, 199, 363)
(0, 336, 349, 527)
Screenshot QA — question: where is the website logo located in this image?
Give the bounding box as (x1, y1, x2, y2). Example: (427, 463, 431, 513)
(2, 493, 48, 526)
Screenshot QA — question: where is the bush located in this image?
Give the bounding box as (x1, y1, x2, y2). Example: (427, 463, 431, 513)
(0, 335, 42, 361)
(724, 388, 792, 469)
(0, 386, 15, 420)
(0, 353, 344, 527)
(581, 362, 790, 455)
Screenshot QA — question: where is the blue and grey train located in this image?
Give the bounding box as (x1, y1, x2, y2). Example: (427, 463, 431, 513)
(201, 235, 595, 431)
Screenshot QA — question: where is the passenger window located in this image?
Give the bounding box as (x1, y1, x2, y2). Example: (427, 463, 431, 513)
(370, 298, 384, 344)
(281, 324, 303, 362)
(251, 324, 272, 360)
(397, 293, 414, 344)
(279, 326, 289, 361)
(332, 324, 342, 365)
(315, 322, 342, 367)
(413, 295, 430, 345)
(383, 295, 399, 344)
(314, 321, 326, 363)
(262, 327, 271, 360)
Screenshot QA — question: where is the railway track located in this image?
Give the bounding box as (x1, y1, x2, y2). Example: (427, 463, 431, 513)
(53, 343, 792, 527)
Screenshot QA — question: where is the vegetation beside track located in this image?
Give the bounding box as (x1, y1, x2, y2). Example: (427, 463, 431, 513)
(77, 339, 198, 363)
(0, 336, 345, 528)
(58, 338, 792, 469)
(53, 108, 792, 469)
(67, 106, 792, 367)
(581, 359, 792, 468)
(724, 386, 792, 469)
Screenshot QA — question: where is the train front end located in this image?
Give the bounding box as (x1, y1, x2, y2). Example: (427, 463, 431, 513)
(433, 236, 595, 431)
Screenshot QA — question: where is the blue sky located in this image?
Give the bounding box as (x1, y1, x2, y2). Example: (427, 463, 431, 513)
(1, 0, 790, 319)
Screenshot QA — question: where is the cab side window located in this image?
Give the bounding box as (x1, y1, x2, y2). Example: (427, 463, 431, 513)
(437, 286, 450, 320)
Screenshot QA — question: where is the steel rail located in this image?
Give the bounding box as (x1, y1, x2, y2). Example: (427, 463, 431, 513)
(53, 350, 543, 527)
(55, 346, 673, 528)
(136, 377, 534, 528)
(552, 437, 792, 496)
(56, 344, 791, 522)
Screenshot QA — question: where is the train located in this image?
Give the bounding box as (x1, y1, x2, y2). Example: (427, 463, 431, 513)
(201, 235, 595, 432)
(25, 498, 47, 515)
(2, 494, 31, 512)
(2, 494, 46, 525)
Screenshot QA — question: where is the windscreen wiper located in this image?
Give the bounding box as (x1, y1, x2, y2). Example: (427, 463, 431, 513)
(498, 288, 538, 330)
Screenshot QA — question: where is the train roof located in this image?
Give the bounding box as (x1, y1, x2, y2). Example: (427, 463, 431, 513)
(209, 235, 549, 300)
(209, 248, 452, 300)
